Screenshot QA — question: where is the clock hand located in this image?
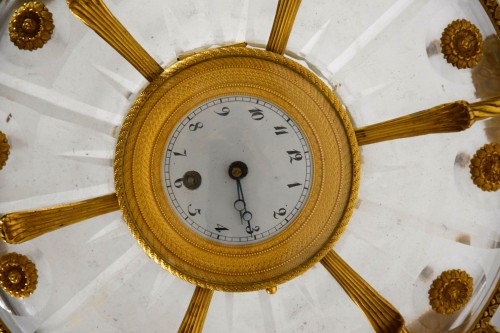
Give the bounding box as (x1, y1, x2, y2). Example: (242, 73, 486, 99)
(234, 179, 253, 233)
(234, 179, 260, 235)
(233, 180, 246, 224)
(229, 161, 259, 235)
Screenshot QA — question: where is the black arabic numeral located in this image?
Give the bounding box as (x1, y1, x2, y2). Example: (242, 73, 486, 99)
(286, 150, 303, 164)
(273, 208, 287, 219)
(173, 149, 187, 157)
(249, 108, 264, 120)
(274, 126, 288, 135)
(174, 178, 183, 188)
(215, 106, 230, 116)
(246, 225, 260, 234)
(215, 224, 229, 233)
(187, 204, 201, 216)
(189, 122, 203, 131)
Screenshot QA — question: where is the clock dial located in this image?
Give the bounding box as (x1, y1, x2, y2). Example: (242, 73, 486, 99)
(114, 47, 358, 291)
(163, 95, 312, 244)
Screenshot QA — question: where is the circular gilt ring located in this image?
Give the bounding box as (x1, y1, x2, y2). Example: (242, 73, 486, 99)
(428, 269, 473, 314)
(9, 1, 55, 51)
(0, 253, 38, 298)
(440, 19, 483, 69)
(470, 143, 500, 192)
(0, 132, 9, 170)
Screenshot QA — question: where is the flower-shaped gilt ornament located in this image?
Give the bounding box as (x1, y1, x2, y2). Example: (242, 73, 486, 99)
(0, 132, 9, 170)
(428, 269, 474, 315)
(441, 19, 483, 69)
(470, 143, 500, 192)
(9, 1, 54, 51)
(0, 253, 38, 298)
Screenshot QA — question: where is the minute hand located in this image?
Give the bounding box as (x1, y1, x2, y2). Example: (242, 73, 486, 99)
(235, 179, 259, 235)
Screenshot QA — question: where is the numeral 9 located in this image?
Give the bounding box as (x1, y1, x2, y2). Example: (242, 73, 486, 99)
(273, 208, 287, 219)
(215, 107, 230, 116)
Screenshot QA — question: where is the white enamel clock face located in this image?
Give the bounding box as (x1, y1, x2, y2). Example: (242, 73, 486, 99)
(162, 95, 312, 244)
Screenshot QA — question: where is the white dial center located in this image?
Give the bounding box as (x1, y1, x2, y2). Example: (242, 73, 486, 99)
(163, 95, 312, 244)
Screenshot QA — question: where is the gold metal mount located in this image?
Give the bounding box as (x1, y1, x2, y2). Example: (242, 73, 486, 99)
(0, 253, 38, 299)
(0, 132, 9, 170)
(321, 250, 408, 333)
(67, 0, 163, 82)
(479, 0, 500, 36)
(0, 194, 119, 244)
(441, 19, 483, 69)
(177, 42, 247, 61)
(470, 143, 500, 192)
(266, 0, 302, 54)
(355, 96, 500, 145)
(428, 269, 473, 315)
(9, 1, 54, 51)
(266, 286, 278, 295)
(469, 278, 500, 333)
(4, 0, 499, 331)
(114, 46, 360, 292)
(178, 287, 214, 333)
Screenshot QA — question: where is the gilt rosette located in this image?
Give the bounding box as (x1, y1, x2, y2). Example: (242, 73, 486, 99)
(470, 143, 500, 192)
(441, 19, 483, 69)
(9, 1, 54, 51)
(0, 253, 38, 298)
(428, 269, 473, 314)
(0, 132, 9, 170)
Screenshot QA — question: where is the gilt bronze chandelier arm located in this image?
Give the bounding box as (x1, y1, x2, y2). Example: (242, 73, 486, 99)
(178, 286, 214, 333)
(266, 0, 302, 55)
(67, 0, 163, 82)
(355, 96, 500, 146)
(470, 95, 500, 120)
(0, 193, 119, 244)
(321, 250, 408, 333)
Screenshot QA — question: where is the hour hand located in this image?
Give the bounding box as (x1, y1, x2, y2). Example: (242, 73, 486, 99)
(229, 161, 249, 219)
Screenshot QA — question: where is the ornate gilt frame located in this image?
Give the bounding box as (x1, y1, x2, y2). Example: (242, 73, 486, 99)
(114, 47, 360, 292)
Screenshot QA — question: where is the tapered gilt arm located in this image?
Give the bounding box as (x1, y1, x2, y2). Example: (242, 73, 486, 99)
(266, 0, 302, 55)
(0, 194, 119, 244)
(178, 286, 214, 333)
(67, 0, 163, 82)
(321, 251, 408, 333)
(355, 96, 500, 145)
(470, 95, 500, 120)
